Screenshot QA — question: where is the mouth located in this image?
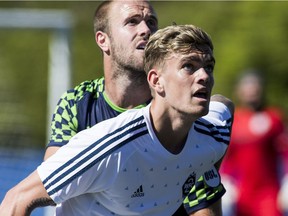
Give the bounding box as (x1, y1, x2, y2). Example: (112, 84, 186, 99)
(193, 89, 209, 100)
(136, 41, 147, 50)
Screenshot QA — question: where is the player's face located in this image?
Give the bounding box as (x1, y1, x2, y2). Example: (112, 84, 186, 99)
(159, 46, 215, 118)
(108, 1, 158, 72)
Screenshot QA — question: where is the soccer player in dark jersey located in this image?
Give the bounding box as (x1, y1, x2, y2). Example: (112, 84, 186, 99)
(43, 1, 227, 215)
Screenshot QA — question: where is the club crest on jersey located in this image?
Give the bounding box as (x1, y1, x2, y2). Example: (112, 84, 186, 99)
(203, 167, 220, 187)
(182, 172, 196, 196)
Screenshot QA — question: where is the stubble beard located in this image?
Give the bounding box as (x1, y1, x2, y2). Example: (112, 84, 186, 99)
(110, 39, 147, 86)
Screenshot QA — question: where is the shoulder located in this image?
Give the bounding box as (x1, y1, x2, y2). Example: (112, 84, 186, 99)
(195, 98, 234, 143)
(89, 107, 146, 133)
(58, 77, 104, 105)
(266, 107, 284, 119)
(73, 77, 105, 98)
(210, 94, 235, 116)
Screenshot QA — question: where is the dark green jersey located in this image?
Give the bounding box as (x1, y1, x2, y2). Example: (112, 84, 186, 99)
(48, 77, 147, 147)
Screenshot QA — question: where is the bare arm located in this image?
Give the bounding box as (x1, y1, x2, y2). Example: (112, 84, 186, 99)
(0, 171, 55, 216)
(44, 146, 60, 161)
(189, 199, 222, 216)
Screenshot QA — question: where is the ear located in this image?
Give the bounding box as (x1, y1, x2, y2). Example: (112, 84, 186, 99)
(95, 31, 110, 53)
(147, 69, 164, 94)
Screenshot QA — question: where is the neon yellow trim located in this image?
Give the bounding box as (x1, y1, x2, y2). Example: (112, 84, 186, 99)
(103, 91, 147, 113)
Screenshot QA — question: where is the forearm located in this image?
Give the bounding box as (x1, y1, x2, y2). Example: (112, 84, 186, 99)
(189, 199, 222, 216)
(0, 171, 55, 216)
(0, 196, 55, 216)
(25, 197, 56, 215)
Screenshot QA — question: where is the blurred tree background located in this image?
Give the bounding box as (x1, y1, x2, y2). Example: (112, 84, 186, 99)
(0, 1, 287, 148)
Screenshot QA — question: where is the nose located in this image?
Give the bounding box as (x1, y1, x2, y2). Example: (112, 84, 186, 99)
(139, 20, 151, 38)
(196, 68, 210, 84)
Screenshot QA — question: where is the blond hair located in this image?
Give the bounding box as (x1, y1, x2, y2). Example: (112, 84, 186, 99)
(144, 24, 213, 74)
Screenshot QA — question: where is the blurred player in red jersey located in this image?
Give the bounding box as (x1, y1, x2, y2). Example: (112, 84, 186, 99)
(220, 69, 288, 216)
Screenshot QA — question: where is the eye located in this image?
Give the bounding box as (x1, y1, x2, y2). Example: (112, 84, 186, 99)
(127, 18, 140, 26)
(146, 18, 158, 31)
(182, 63, 196, 73)
(204, 65, 214, 74)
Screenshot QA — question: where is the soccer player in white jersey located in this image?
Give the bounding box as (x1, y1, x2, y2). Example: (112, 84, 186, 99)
(0, 24, 234, 216)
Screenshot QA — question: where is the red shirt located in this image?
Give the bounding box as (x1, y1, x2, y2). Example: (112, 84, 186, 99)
(221, 107, 285, 216)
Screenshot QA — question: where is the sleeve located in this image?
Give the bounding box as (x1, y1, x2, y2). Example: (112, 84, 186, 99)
(46, 89, 78, 147)
(183, 176, 226, 213)
(183, 101, 232, 214)
(46, 78, 104, 148)
(207, 101, 232, 123)
(39, 124, 118, 204)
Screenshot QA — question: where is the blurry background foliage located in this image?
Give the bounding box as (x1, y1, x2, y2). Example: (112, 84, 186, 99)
(0, 1, 287, 148)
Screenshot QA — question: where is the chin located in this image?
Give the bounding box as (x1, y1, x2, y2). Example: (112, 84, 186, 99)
(198, 106, 209, 117)
(202, 109, 209, 117)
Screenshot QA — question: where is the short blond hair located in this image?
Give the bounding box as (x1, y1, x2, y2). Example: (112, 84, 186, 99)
(144, 24, 213, 74)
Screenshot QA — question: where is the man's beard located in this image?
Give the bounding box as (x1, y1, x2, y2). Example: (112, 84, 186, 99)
(110, 41, 147, 85)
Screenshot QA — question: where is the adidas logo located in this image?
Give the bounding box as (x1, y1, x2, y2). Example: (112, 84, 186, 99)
(131, 185, 145, 198)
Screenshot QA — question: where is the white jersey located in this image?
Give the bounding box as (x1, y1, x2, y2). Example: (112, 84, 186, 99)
(37, 101, 232, 216)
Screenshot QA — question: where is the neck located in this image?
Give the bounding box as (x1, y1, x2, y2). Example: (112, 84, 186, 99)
(243, 101, 264, 112)
(150, 101, 195, 155)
